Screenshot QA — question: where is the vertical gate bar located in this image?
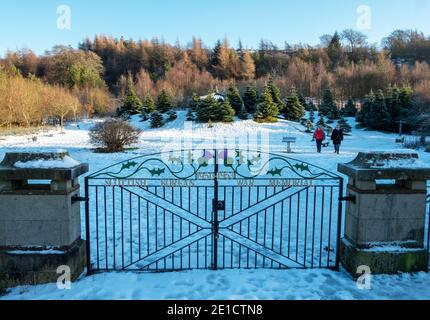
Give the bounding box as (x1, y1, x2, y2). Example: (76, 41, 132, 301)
(84, 177, 92, 275)
(311, 186, 317, 268)
(280, 200, 284, 255)
(319, 187, 325, 268)
(129, 193, 132, 264)
(138, 198, 141, 260)
(271, 203, 276, 268)
(104, 186, 108, 269)
(304, 188, 309, 267)
(327, 186, 334, 268)
(335, 178, 344, 271)
(288, 197, 292, 256)
(146, 201, 149, 257)
(121, 188, 124, 270)
(113, 186, 116, 269)
(213, 149, 219, 270)
(296, 192, 300, 261)
(95, 186, 99, 270)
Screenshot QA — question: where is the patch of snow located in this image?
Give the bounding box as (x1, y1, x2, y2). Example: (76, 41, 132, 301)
(7, 249, 65, 255)
(14, 155, 80, 169)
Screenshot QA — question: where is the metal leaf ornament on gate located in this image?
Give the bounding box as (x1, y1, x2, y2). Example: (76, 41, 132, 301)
(90, 150, 215, 179)
(224, 150, 335, 179)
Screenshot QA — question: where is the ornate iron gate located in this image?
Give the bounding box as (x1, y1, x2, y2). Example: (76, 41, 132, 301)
(85, 150, 344, 274)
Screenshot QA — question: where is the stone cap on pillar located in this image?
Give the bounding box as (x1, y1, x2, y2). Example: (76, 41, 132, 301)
(0, 151, 89, 181)
(338, 151, 430, 181)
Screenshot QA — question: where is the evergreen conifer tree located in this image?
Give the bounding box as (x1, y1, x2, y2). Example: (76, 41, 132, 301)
(317, 116, 326, 127)
(186, 108, 195, 121)
(254, 86, 279, 122)
(243, 85, 258, 113)
(343, 97, 357, 117)
(227, 86, 244, 113)
(167, 110, 178, 122)
(320, 87, 338, 118)
(267, 78, 285, 113)
(284, 87, 305, 121)
(121, 77, 142, 116)
(367, 90, 391, 130)
(190, 93, 201, 111)
(356, 90, 375, 125)
(238, 104, 248, 120)
(150, 111, 164, 128)
(338, 117, 352, 133)
(156, 90, 173, 113)
(220, 98, 236, 122)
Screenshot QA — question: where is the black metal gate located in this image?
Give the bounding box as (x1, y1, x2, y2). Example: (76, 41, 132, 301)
(85, 150, 343, 274)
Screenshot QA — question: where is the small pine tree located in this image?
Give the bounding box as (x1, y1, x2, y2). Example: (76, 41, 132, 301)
(140, 110, 149, 122)
(317, 116, 326, 127)
(167, 110, 178, 122)
(186, 108, 195, 121)
(343, 98, 357, 117)
(142, 96, 156, 114)
(150, 111, 164, 128)
(121, 77, 143, 116)
(254, 86, 279, 123)
(221, 98, 236, 123)
(157, 90, 173, 113)
(367, 90, 392, 130)
(196, 94, 219, 122)
(227, 86, 244, 114)
(338, 117, 352, 133)
(305, 120, 314, 133)
(284, 87, 305, 121)
(267, 78, 286, 113)
(320, 87, 339, 119)
(140, 96, 155, 121)
(243, 85, 258, 113)
(309, 109, 315, 123)
(190, 93, 201, 111)
(238, 104, 249, 120)
(356, 90, 375, 125)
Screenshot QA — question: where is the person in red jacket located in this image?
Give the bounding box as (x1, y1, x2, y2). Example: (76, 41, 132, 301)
(313, 125, 326, 153)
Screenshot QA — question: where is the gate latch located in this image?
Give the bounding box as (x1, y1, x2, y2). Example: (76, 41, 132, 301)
(339, 195, 356, 204)
(72, 195, 89, 204)
(213, 200, 225, 211)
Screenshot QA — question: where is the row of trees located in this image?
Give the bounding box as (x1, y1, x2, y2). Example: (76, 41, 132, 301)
(0, 69, 81, 128)
(1, 30, 430, 133)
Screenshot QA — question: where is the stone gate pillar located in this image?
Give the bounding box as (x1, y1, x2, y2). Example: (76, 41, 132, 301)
(338, 152, 430, 275)
(0, 151, 88, 290)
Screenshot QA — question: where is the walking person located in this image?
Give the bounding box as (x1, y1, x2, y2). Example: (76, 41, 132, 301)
(313, 125, 326, 153)
(331, 124, 344, 155)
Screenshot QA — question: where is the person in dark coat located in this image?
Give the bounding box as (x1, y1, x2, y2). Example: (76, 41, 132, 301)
(313, 125, 326, 153)
(331, 124, 344, 154)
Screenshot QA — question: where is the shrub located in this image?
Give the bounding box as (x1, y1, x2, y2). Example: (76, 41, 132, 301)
(89, 119, 141, 153)
(150, 111, 164, 128)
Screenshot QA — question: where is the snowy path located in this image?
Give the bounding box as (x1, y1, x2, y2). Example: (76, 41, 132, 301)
(1, 112, 430, 300)
(2, 269, 430, 300)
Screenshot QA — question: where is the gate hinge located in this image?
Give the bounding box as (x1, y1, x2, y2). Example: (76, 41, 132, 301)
(72, 195, 89, 204)
(339, 195, 356, 204)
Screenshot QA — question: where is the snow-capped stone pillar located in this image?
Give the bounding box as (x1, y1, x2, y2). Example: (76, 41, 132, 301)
(0, 151, 88, 290)
(338, 152, 430, 275)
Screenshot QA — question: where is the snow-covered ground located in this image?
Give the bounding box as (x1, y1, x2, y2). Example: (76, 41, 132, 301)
(1, 111, 430, 300)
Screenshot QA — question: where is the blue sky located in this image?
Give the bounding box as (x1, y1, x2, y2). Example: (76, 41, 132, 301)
(1, 0, 430, 55)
